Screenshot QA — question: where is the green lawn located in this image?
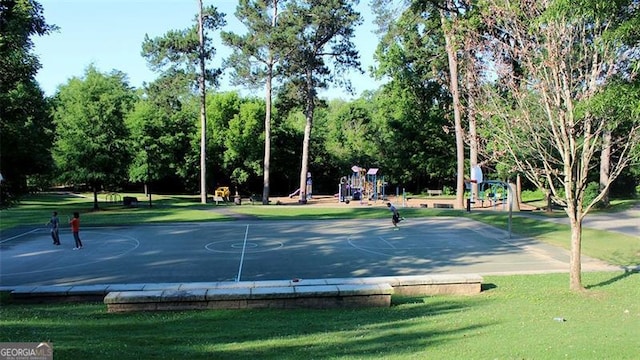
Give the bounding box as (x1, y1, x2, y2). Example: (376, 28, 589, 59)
(1, 272, 638, 359)
(0, 193, 228, 230)
(1, 193, 639, 359)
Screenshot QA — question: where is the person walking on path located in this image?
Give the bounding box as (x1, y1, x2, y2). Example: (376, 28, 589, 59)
(47, 211, 61, 245)
(387, 202, 403, 229)
(69, 212, 83, 250)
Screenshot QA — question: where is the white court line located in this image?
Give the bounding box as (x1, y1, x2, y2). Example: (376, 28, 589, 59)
(0, 228, 41, 243)
(235, 225, 250, 282)
(378, 236, 396, 249)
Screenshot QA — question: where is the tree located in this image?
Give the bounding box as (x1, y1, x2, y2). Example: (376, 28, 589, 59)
(223, 98, 266, 191)
(126, 75, 199, 196)
(0, 0, 57, 203)
(375, 0, 480, 207)
(222, 0, 297, 204)
(281, 0, 362, 202)
(438, 0, 466, 209)
(141, 2, 226, 203)
(322, 99, 378, 171)
(53, 65, 136, 210)
(206, 91, 244, 189)
(371, 2, 457, 190)
(479, 0, 640, 290)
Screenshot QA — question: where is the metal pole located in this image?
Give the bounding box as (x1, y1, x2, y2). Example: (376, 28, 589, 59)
(145, 146, 152, 208)
(507, 182, 513, 239)
(402, 188, 406, 207)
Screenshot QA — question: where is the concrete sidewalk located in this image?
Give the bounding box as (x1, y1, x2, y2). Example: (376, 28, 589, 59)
(516, 206, 639, 238)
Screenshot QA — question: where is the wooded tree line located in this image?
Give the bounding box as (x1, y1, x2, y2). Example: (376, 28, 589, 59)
(1, 0, 460, 206)
(50, 67, 457, 201)
(1, 0, 639, 289)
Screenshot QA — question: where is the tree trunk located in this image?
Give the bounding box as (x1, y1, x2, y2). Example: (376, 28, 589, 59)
(441, 8, 465, 210)
(298, 70, 314, 203)
(599, 130, 611, 207)
(568, 213, 584, 291)
(93, 186, 99, 210)
(262, 2, 279, 205)
(263, 63, 273, 205)
(198, 0, 208, 204)
(466, 41, 479, 207)
(469, 102, 478, 205)
(516, 174, 522, 205)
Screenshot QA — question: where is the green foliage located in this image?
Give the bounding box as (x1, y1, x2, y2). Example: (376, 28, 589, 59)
(0, 0, 57, 202)
(274, 0, 363, 198)
(224, 98, 266, 187)
(141, 5, 226, 88)
(126, 72, 201, 192)
(370, 2, 457, 189)
(583, 181, 603, 209)
(221, 0, 298, 89)
(205, 92, 243, 188)
(478, 0, 640, 219)
(322, 99, 379, 169)
(52, 66, 136, 207)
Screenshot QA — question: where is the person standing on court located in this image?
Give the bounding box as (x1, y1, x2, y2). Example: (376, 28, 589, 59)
(386, 202, 402, 229)
(47, 211, 61, 245)
(69, 212, 83, 250)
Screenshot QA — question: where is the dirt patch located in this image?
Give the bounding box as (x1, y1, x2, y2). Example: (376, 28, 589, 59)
(258, 194, 455, 209)
(256, 194, 535, 211)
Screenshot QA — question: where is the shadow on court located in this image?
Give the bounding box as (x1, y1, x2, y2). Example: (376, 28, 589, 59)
(0, 217, 618, 287)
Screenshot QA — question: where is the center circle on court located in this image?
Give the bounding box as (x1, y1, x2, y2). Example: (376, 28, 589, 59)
(206, 239, 283, 253)
(231, 242, 258, 249)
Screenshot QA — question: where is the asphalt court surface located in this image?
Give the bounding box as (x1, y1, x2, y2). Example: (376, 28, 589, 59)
(0, 217, 618, 287)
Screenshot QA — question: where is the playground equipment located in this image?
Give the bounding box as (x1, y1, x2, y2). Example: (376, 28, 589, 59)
(289, 172, 313, 200)
(465, 165, 513, 238)
(338, 166, 386, 203)
(213, 186, 230, 204)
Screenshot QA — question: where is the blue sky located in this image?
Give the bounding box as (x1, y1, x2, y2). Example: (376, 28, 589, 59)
(33, 0, 383, 99)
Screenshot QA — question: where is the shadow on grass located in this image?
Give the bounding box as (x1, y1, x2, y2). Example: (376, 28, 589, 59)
(585, 268, 639, 290)
(481, 283, 498, 292)
(1, 297, 494, 359)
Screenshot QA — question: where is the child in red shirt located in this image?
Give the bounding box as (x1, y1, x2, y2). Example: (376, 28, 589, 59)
(69, 212, 83, 250)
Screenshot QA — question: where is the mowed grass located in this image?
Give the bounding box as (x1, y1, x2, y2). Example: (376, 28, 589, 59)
(468, 211, 640, 267)
(0, 272, 638, 359)
(0, 193, 228, 231)
(1, 193, 639, 359)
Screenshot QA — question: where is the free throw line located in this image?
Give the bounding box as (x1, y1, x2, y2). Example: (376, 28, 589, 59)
(236, 225, 250, 282)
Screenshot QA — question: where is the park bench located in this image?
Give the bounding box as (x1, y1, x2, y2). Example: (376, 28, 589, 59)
(433, 203, 454, 209)
(427, 189, 443, 196)
(249, 194, 262, 204)
(122, 196, 138, 207)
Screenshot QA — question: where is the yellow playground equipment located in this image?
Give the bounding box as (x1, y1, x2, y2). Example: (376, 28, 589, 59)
(214, 186, 230, 201)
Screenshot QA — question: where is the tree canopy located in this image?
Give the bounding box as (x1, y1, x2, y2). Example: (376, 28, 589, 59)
(52, 65, 136, 209)
(0, 0, 57, 203)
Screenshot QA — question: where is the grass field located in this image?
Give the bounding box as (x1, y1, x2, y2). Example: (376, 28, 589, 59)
(0, 272, 638, 359)
(1, 193, 639, 359)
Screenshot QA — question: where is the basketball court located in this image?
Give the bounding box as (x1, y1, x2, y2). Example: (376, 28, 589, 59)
(0, 217, 617, 288)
